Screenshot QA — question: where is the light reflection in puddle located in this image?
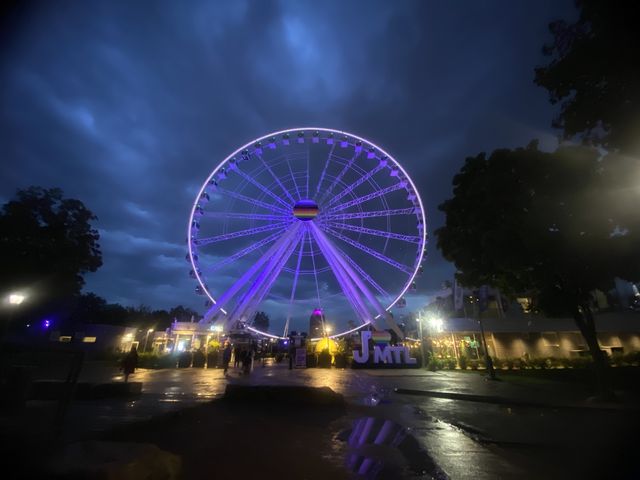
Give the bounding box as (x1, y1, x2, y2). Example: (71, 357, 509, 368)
(341, 417, 449, 479)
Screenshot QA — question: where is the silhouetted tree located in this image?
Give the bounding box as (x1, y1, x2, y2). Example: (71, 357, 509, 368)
(169, 305, 199, 322)
(252, 311, 270, 332)
(0, 187, 102, 327)
(436, 142, 640, 396)
(535, 1, 640, 155)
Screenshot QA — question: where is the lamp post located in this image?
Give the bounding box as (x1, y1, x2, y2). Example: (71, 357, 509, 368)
(3, 292, 27, 346)
(143, 328, 154, 352)
(416, 314, 427, 369)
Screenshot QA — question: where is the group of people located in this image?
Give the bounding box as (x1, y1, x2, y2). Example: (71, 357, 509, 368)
(221, 343, 254, 375)
(120, 341, 256, 382)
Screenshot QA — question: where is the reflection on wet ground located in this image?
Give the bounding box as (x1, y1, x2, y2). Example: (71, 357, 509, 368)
(25, 362, 638, 479)
(340, 416, 449, 479)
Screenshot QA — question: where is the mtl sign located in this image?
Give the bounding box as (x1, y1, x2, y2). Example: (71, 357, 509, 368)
(352, 331, 417, 366)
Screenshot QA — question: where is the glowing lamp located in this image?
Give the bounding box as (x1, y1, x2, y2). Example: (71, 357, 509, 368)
(9, 293, 25, 305)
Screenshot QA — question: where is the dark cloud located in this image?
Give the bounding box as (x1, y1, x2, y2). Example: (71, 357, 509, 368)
(1, 0, 576, 333)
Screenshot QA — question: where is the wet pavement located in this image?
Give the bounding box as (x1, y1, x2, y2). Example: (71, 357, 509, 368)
(20, 362, 640, 479)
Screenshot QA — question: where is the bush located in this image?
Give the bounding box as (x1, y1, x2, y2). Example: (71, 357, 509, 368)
(334, 353, 348, 369)
(623, 351, 640, 366)
(136, 353, 176, 369)
(492, 357, 504, 369)
(568, 357, 592, 369)
(206, 352, 219, 368)
(469, 360, 479, 370)
(317, 349, 331, 368)
(177, 351, 193, 368)
(306, 354, 318, 368)
(458, 355, 468, 370)
(444, 358, 457, 370)
(529, 357, 548, 369)
(192, 350, 206, 368)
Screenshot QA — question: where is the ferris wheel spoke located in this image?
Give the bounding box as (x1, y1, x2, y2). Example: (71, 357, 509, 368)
(217, 187, 290, 215)
(312, 223, 400, 335)
(204, 223, 301, 323)
(286, 159, 302, 200)
(284, 229, 306, 337)
(232, 166, 293, 209)
(229, 228, 303, 325)
(305, 152, 310, 199)
(317, 151, 360, 205)
(325, 227, 413, 275)
(202, 211, 290, 222)
(339, 250, 391, 300)
(325, 182, 406, 214)
(205, 229, 285, 273)
(310, 223, 384, 325)
(312, 228, 370, 324)
(255, 152, 297, 203)
(306, 226, 323, 309)
(314, 142, 336, 197)
(195, 221, 291, 247)
(328, 221, 421, 244)
(323, 207, 417, 221)
(324, 164, 385, 208)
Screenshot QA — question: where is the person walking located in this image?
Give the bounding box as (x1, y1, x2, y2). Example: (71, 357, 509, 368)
(242, 349, 252, 375)
(222, 342, 232, 374)
(121, 345, 138, 382)
(233, 345, 240, 368)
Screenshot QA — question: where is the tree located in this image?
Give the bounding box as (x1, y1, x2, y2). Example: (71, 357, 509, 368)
(252, 311, 270, 332)
(535, 1, 640, 155)
(169, 305, 200, 322)
(0, 187, 102, 325)
(435, 142, 640, 395)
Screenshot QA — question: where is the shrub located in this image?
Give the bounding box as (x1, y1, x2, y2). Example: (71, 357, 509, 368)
(136, 353, 177, 369)
(177, 351, 193, 368)
(444, 358, 457, 370)
(317, 349, 332, 368)
(306, 354, 318, 368)
(469, 360, 479, 370)
(458, 355, 468, 370)
(192, 350, 206, 368)
(623, 351, 640, 366)
(334, 353, 348, 369)
(568, 357, 592, 369)
(492, 357, 504, 369)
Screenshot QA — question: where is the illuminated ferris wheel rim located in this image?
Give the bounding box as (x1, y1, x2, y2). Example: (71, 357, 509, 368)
(187, 127, 428, 340)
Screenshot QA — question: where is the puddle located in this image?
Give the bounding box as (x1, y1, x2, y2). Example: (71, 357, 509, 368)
(337, 416, 449, 479)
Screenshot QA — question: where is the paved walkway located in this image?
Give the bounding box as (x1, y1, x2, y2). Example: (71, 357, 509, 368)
(10, 362, 639, 479)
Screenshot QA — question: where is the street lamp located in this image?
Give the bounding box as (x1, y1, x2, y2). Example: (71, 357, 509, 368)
(143, 328, 154, 352)
(3, 292, 28, 348)
(8, 293, 26, 305)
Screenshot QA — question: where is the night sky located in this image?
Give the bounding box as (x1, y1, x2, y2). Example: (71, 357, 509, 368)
(1, 1, 576, 330)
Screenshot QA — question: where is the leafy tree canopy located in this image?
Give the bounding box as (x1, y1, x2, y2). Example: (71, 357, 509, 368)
(0, 186, 102, 303)
(253, 311, 270, 332)
(436, 142, 640, 315)
(436, 142, 640, 393)
(535, 0, 640, 154)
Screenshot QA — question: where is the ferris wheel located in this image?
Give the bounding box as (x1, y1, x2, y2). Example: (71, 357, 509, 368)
(187, 128, 426, 339)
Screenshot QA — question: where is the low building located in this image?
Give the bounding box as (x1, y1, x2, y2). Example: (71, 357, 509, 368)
(423, 311, 640, 361)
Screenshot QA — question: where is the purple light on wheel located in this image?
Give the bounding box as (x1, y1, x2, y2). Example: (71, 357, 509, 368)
(187, 127, 428, 339)
(293, 199, 319, 221)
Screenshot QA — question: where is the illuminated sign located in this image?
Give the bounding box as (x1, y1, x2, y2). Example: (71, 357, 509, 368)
(352, 331, 417, 365)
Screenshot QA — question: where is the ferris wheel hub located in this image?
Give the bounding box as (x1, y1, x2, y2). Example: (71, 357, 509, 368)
(292, 199, 319, 221)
